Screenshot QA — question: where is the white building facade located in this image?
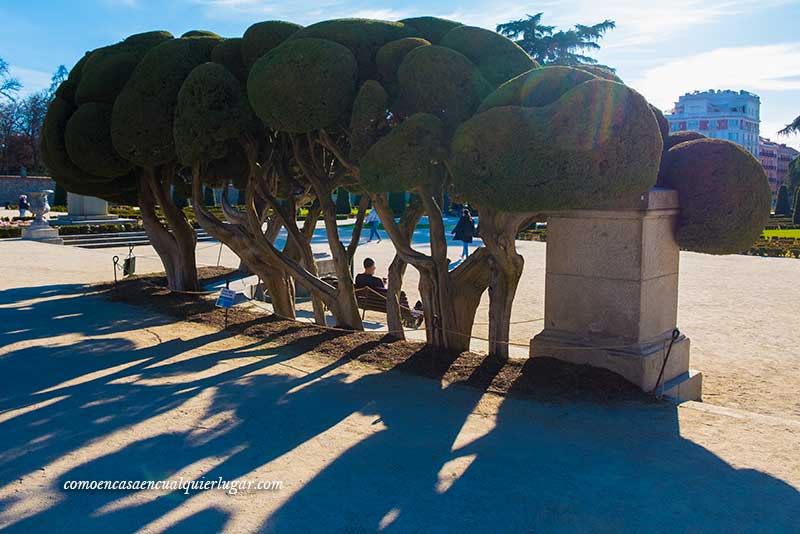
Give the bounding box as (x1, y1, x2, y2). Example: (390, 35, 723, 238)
(665, 90, 760, 156)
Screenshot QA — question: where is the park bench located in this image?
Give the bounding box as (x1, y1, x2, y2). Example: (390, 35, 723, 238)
(320, 276, 424, 329)
(354, 286, 424, 329)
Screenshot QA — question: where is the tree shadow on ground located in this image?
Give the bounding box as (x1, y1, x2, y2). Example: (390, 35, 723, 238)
(0, 283, 798, 533)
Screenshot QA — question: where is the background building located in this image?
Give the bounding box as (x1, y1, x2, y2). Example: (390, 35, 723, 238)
(759, 137, 799, 196)
(665, 90, 760, 156)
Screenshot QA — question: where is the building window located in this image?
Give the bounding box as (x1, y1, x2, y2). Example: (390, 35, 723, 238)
(730, 119, 739, 127)
(728, 132, 739, 142)
(688, 120, 699, 129)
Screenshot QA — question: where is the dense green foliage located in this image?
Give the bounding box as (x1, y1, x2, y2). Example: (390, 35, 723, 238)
(289, 19, 417, 81)
(76, 31, 173, 105)
(360, 113, 446, 193)
(664, 130, 706, 151)
(660, 139, 771, 254)
(478, 66, 595, 112)
(211, 38, 248, 82)
(451, 79, 662, 212)
(775, 185, 791, 216)
(400, 16, 461, 43)
(241, 20, 303, 69)
(794, 188, 800, 224)
(65, 102, 133, 177)
(388, 191, 407, 216)
(376, 37, 430, 95)
(349, 80, 389, 161)
(439, 25, 537, 87)
(247, 38, 358, 132)
(396, 45, 492, 134)
(111, 36, 221, 167)
(174, 62, 255, 167)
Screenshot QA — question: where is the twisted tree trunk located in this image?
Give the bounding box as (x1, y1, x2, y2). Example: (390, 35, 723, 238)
(477, 208, 533, 359)
(139, 168, 198, 292)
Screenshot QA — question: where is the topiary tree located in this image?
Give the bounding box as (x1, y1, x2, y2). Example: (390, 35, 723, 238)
(775, 185, 791, 216)
(108, 33, 222, 291)
(659, 138, 770, 254)
(450, 67, 663, 357)
(177, 26, 374, 329)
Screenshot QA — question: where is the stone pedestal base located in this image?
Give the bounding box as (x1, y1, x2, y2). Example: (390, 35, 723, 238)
(530, 188, 701, 401)
(22, 224, 63, 245)
(62, 193, 115, 223)
(531, 330, 701, 399)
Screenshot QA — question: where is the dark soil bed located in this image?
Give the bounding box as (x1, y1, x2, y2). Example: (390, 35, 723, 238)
(97, 267, 652, 405)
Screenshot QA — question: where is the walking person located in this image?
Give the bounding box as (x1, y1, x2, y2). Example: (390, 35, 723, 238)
(452, 208, 476, 260)
(365, 208, 381, 243)
(18, 195, 29, 218)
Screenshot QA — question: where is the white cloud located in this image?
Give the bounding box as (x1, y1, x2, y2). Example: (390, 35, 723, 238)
(9, 66, 51, 96)
(628, 43, 800, 110)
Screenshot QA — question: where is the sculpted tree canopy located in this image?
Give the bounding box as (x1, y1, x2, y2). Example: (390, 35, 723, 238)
(349, 80, 389, 161)
(241, 20, 303, 69)
(439, 25, 537, 87)
(659, 139, 771, 254)
(375, 37, 430, 96)
(111, 35, 221, 167)
(452, 77, 663, 212)
(174, 62, 256, 167)
(360, 113, 446, 193)
(211, 38, 248, 82)
(247, 38, 358, 133)
(289, 19, 417, 81)
(400, 16, 462, 44)
(76, 31, 172, 105)
(396, 45, 493, 134)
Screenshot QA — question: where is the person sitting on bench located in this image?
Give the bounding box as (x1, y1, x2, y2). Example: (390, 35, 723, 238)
(355, 257, 386, 291)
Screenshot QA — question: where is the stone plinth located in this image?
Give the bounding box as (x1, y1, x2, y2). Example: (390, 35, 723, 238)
(61, 193, 118, 222)
(531, 188, 701, 401)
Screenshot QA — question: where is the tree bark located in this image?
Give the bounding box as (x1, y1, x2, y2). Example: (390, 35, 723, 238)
(189, 165, 296, 318)
(477, 208, 532, 359)
(139, 169, 199, 292)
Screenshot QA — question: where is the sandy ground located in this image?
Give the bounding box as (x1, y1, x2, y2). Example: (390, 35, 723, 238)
(0, 239, 798, 533)
(12, 230, 797, 418)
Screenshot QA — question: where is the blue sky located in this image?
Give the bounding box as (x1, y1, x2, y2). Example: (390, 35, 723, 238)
(2, 0, 799, 147)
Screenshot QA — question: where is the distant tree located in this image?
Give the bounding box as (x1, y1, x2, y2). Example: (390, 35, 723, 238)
(788, 157, 800, 197)
(0, 58, 21, 102)
(388, 191, 406, 216)
(793, 188, 800, 224)
(53, 183, 67, 206)
(778, 115, 799, 136)
(775, 185, 790, 216)
(335, 188, 351, 214)
(203, 185, 215, 206)
(496, 13, 615, 67)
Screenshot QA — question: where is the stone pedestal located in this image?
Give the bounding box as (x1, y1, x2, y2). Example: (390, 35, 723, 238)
(531, 188, 701, 401)
(62, 193, 118, 222)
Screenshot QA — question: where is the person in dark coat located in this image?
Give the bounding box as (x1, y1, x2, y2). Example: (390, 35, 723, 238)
(452, 208, 476, 259)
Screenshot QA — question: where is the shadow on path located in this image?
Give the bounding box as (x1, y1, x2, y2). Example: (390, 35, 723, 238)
(0, 283, 797, 533)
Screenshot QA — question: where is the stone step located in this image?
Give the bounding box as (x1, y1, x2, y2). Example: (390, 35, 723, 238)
(62, 230, 210, 245)
(61, 229, 214, 249)
(656, 369, 703, 402)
